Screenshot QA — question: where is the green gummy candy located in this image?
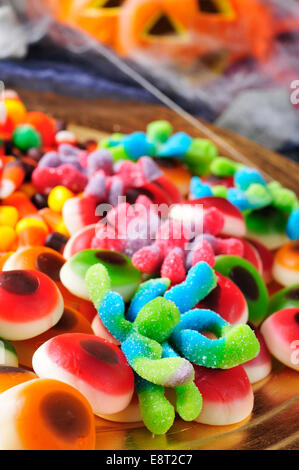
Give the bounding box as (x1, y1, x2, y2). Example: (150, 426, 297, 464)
(175, 383, 202, 421)
(147, 121, 173, 144)
(134, 297, 180, 343)
(138, 383, 175, 435)
(245, 206, 287, 235)
(211, 185, 228, 198)
(85, 264, 111, 310)
(221, 324, 260, 368)
(214, 255, 269, 326)
(184, 138, 218, 176)
(210, 157, 240, 177)
(272, 189, 297, 213)
(109, 144, 129, 162)
(268, 284, 299, 316)
(134, 356, 194, 387)
(245, 184, 272, 208)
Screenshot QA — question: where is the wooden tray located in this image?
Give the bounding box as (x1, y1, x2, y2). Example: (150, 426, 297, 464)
(13, 89, 299, 449)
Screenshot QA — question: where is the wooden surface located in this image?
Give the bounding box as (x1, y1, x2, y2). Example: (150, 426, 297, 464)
(15, 88, 299, 195)
(14, 88, 299, 449)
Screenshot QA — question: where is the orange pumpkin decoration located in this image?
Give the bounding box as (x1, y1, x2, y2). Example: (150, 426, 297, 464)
(193, 0, 275, 65)
(117, 0, 199, 62)
(45, 0, 125, 47)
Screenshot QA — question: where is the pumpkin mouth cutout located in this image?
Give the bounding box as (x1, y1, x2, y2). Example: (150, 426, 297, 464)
(144, 13, 187, 43)
(88, 0, 124, 13)
(198, 0, 235, 19)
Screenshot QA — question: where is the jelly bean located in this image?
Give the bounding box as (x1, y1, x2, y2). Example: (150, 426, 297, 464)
(0, 366, 36, 393)
(198, 272, 248, 325)
(4, 98, 26, 126)
(0, 270, 64, 340)
(193, 365, 253, 425)
(243, 328, 272, 384)
(13, 125, 41, 151)
(33, 333, 134, 416)
(261, 308, 299, 371)
(0, 226, 17, 251)
(0, 205, 22, 230)
(171, 308, 259, 368)
(214, 255, 269, 326)
(12, 307, 92, 369)
(60, 249, 141, 302)
(25, 111, 56, 148)
(0, 378, 95, 449)
(48, 185, 74, 212)
(45, 232, 69, 253)
(0, 339, 18, 367)
(31, 193, 48, 209)
(273, 241, 299, 287)
(268, 284, 299, 316)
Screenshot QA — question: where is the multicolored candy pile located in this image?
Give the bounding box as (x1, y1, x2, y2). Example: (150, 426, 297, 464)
(0, 90, 298, 449)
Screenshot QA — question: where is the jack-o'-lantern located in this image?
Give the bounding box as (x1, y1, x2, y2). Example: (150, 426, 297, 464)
(193, 0, 275, 65)
(45, 0, 125, 47)
(117, 0, 198, 63)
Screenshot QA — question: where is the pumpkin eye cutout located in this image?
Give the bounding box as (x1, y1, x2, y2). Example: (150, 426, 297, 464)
(89, 0, 124, 9)
(144, 13, 185, 41)
(198, 0, 235, 18)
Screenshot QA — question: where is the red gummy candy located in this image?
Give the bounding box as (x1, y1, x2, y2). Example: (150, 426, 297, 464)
(203, 207, 225, 235)
(32, 164, 87, 194)
(161, 248, 186, 285)
(215, 237, 244, 256)
(156, 220, 191, 256)
(132, 245, 162, 274)
(192, 240, 215, 267)
(91, 223, 126, 252)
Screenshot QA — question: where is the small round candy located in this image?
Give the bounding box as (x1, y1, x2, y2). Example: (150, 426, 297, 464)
(0, 270, 64, 340)
(243, 328, 272, 384)
(3, 246, 65, 284)
(214, 255, 269, 326)
(12, 307, 93, 369)
(0, 339, 18, 367)
(0, 226, 16, 251)
(45, 232, 69, 253)
(273, 242, 299, 287)
(48, 185, 74, 213)
(60, 249, 141, 302)
(0, 378, 95, 449)
(198, 272, 248, 325)
(245, 206, 288, 250)
(0, 206, 19, 228)
(268, 284, 299, 316)
(193, 365, 254, 425)
(0, 366, 36, 393)
(32, 333, 134, 416)
(13, 124, 41, 151)
(261, 308, 299, 371)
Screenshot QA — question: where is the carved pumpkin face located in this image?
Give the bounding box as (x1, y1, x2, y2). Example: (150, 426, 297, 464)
(194, 0, 274, 63)
(46, 0, 125, 46)
(117, 0, 198, 62)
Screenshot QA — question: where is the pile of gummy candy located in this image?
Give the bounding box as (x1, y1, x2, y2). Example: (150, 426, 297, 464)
(0, 90, 298, 450)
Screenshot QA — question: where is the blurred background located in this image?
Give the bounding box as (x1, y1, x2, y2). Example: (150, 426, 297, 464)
(0, 0, 299, 162)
